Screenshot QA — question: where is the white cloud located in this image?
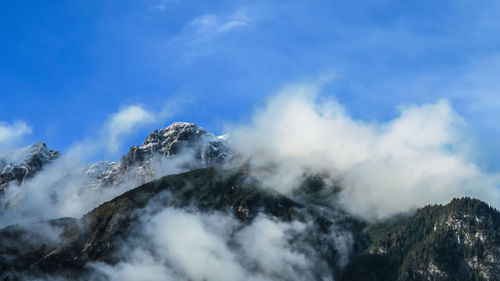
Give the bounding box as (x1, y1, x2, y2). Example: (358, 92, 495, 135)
(235, 216, 312, 279)
(67, 100, 185, 160)
(0, 153, 135, 227)
(104, 105, 155, 154)
(92, 209, 338, 281)
(227, 81, 500, 219)
(0, 120, 32, 147)
(0, 99, 194, 227)
(92, 249, 176, 281)
(148, 209, 248, 281)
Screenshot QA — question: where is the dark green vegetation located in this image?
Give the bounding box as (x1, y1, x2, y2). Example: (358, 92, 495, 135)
(342, 198, 500, 281)
(0, 167, 499, 280)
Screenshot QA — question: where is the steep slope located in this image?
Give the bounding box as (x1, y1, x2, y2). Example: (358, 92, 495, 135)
(341, 197, 500, 281)
(0, 217, 77, 275)
(86, 122, 230, 188)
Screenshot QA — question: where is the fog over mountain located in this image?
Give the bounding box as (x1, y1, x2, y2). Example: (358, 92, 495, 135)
(229, 83, 500, 218)
(0, 83, 499, 280)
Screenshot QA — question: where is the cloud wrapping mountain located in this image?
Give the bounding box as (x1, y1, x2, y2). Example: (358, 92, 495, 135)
(228, 83, 500, 218)
(91, 209, 338, 281)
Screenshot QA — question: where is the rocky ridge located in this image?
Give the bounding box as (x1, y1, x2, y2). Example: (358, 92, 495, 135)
(0, 142, 60, 190)
(85, 122, 231, 188)
(0, 123, 230, 193)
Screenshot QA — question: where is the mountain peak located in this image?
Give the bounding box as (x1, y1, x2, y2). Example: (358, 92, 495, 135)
(165, 121, 198, 128)
(0, 142, 60, 189)
(26, 142, 60, 162)
(141, 122, 207, 151)
(87, 122, 231, 188)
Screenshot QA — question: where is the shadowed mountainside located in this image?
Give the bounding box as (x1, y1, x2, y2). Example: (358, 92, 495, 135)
(0, 167, 365, 280)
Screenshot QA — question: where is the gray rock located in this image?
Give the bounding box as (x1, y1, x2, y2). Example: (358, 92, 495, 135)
(86, 122, 231, 188)
(0, 142, 60, 190)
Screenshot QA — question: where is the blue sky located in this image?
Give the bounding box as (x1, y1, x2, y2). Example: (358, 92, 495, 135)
(1, 0, 500, 168)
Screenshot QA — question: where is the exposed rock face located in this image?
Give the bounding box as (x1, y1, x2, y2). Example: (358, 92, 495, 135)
(0, 123, 230, 192)
(341, 197, 500, 281)
(85, 122, 230, 188)
(0, 142, 60, 190)
(129, 122, 229, 166)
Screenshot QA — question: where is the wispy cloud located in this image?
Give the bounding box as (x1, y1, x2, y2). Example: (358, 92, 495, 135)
(104, 105, 156, 154)
(67, 98, 187, 161)
(0, 121, 32, 147)
(169, 11, 253, 62)
(189, 12, 252, 36)
(150, 0, 180, 12)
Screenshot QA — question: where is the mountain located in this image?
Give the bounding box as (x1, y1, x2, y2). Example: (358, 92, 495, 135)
(0, 217, 77, 275)
(0, 142, 60, 191)
(0, 122, 230, 194)
(341, 197, 500, 281)
(1, 165, 499, 280)
(0, 122, 499, 281)
(85, 122, 231, 188)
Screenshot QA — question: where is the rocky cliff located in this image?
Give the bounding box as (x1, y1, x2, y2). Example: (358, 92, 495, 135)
(85, 122, 230, 188)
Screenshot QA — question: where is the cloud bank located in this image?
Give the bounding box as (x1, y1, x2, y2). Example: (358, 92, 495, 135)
(228, 82, 500, 219)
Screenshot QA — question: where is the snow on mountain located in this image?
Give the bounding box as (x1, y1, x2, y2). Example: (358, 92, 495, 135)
(0, 122, 231, 193)
(85, 122, 231, 188)
(0, 142, 60, 190)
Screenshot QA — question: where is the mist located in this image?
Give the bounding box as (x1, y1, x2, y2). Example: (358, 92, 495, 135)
(0, 107, 206, 228)
(90, 207, 341, 281)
